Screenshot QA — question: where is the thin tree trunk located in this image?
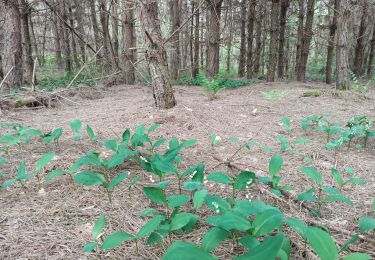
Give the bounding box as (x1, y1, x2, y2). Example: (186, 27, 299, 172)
(68, 6, 80, 68)
(254, 6, 262, 75)
(336, 0, 350, 90)
(205, 0, 223, 78)
(277, 0, 290, 79)
(89, 0, 101, 53)
(169, 0, 181, 80)
(73, 0, 87, 63)
(366, 24, 375, 77)
(2, 0, 23, 89)
(122, 0, 136, 84)
(226, 0, 233, 72)
(325, 0, 338, 84)
(61, 1, 72, 73)
(192, 0, 200, 77)
(295, 0, 304, 74)
(140, 0, 176, 108)
(238, 0, 246, 77)
(267, 0, 280, 82)
(246, 0, 256, 79)
(111, 0, 119, 60)
(29, 14, 41, 66)
(353, 0, 367, 76)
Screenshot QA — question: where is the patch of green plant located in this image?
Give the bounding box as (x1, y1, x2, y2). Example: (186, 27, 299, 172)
(331, 167, 365, 190)
(38, 72, 96, 91)
(262, 89, 287, 101)
(277, 134, 310, 154)
(302, 89, 326, 97)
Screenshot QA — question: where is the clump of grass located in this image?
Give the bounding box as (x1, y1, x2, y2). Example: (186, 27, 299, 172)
(262, 89, 287, 101)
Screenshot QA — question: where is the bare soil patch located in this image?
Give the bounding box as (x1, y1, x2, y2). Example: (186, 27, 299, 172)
(0, 82, 374, 259)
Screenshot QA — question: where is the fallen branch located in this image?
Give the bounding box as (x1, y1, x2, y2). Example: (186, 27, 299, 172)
(0, 66, 14, 90)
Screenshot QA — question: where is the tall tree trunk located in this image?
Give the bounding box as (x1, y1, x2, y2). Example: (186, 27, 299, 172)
(295, 0, 304, 74)
(61, 1, 72, 73)
(100, 0, 111, 68)
(73, 0, 87, 63)
(205, 0, 223, 78)
(277, 0, 290, 78)
(336, 0, 350, 90)
(297, 0, 315, 81)
(20, 0, 36, 84)
(267, 0, 280, 82)
(169, 0, 181, 80)
(140, 0, 176, 108)
(238, 0, 246, 77)
(89, 0, 101, 53)
(68, 6, 80, 68)
(112, 0, 119, 61)
(366, 24, 375, 77)
(2, 0, 23, 89)
(254, 6, 262, 75)
(246, 0, 256, 79)
(226, 0, 233, 72)
(52, 12, 63, 69)
(122, 0, 136, 84)
(325, 0, 339, 84)
(353, 0, 367, 76)
(192, 0, 200, 77)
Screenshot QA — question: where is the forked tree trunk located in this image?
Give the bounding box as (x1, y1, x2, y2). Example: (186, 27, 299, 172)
(192, 0, 200, 77)
(122, 0, 136, 84)
(169, 0, 181, 80)
(237, 0, 246, 77)
(2, 0, 23, 89)
(353, 0, 367, 76)
(367, 24, 375, 77)
(325, 0, 339, 84)
(246, 0, 256, 79)
(267, 0, 280, 82)
(277, 0, 290, 79)
(336, 0, 351, 90)
(205, 0, 223, 78)
(140, 0, 176, 109)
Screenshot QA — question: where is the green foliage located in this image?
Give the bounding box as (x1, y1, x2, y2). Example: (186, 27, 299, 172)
(262, 89, 287, 101)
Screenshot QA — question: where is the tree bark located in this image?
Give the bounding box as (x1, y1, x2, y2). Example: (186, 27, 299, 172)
(89, 0, 101, 53)
(237, 0, 246, 77)
(246, 0, 256, 79)
(336, 0, 351, 90)
(267, 0, 280, 82)
(169, 0, 181, 80)
(1, 0, 23, 89)
(192, 0, 200, 77)
(68, 6, 80, 68)
(366, 24, 375, 77)
(297, 0, 315, 81)
(73, 0, 87, 63)
(111, 0, 119, 60)
(277, 0, 290, 79)
(205, 0, 223, 78)
(325, 0, 339, 84)
(254, 4, 262, 75)
(140, 0, 176, 109)
(60, 1, 72, 73)
(52, 10, 63, 69)
(122, 0, 136, 84)
(353, 0, 367, 76)
(295, 0, 304, 74)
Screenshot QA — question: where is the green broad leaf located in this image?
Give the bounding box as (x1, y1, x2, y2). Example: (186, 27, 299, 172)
(193, 188, 207, 210)
(293, 137, 311, 144)
(201, 227, 231, 252)
(305, 227, 338, 260)
(191, 163, 205, 183)
(73, 133, 82, 140)
(183, 181, 201, 191)
(101, 231, 134, 250)
(2, 178, 17, 189)
(70, 151, 101, 172)
(70, 119, 82, 132)
(323, 194, 352, 204)
(348, 178, 366, 185)
(204, 195, 231, 213)
(207, 212, 251, 232)
(107, 150, 134, 168)
(86, 125, 99, 141)
(207, 171, 233, 184)
(239, 235, 260, 250)
(280, 117, 291, 131)
(74, 171, 105, 186)
(232, 201, 277, 217)
(92, 215, 106, 240)
(297, 190, 317, 203)
(136, 215, 164, 239)
(45, 170, 68, 182)
(151, 154, 177, 174)
(103, 138, 118, 152)
(331, 168, 344, 187)
(163, 241, 217, 260)
(210, 133, 221, 145)
(43, 128, 62, 144)
(227, 137, 240, 143)
(0, 157, 6, 165)
(277, 135, 290, 151)
(148, 123, 159, 133)
(129, 175, 142, 188)
(300, 166, 322, 185)
(343, 253, 371, 260)
(143, 186, 166, 205)
(234, 233, 285, 260)
(153, 137, 166, 149)
(156, 180, 170, 189)
(234, 171, 256, 190)
(286, 218, 308, 239)
(146, 228, 169, 245)
(358, 216, 375, 233)
(269, 154, 283, 177)
(170, 213, 198, 231)
(252, 209, 284, 236)
(167, 194, 190, 208)
(107, 172, 129, 190)
(182, 139, 196, 148)
(339, 233, 360, 253)
(83, 241, 98, 253)
(140, 208, 159, 217)
(35, 152, 55, 172)
(277, 237, 291, 260)
(121, 129, 130, 145)
(16, 161, 27, 178)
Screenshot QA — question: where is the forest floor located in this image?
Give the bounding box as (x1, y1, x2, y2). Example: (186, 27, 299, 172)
(0, 81, 375, 259)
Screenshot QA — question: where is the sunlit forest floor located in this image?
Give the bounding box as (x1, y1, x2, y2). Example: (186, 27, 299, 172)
(1, 82, 374, 259)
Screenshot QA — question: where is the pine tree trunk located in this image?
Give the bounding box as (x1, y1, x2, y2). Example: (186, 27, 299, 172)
(192, 0, 200, 77)
(237, 0, 246, 77)
(111, 0, 119, 61)
(89, 0, 101, 53)
(325, 0, 339, 84)
(61, 1, 72, 73)
(122, 0, 136, 84)
(246, 0, 256, 79)
(254, 6, 262, 75)
(295, 0, 304, 74)
(29, 14, 41, 66)
(169, 0, 181, 80)
(366, 25, 375, 77)
(52, 12, 63, 69)
(2, 0, 23, 89)
(74, 0, 87, 63)
(225, 0, 233, 72)
(68, 6, 80, 68)
(277, 0, 290, 79)
(267, 0, 280, 82)
(353, 0, 367, 76)
(206, 0, 223, 78)
(336, 0, 350, 90)
(140, 0, 176, 109)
